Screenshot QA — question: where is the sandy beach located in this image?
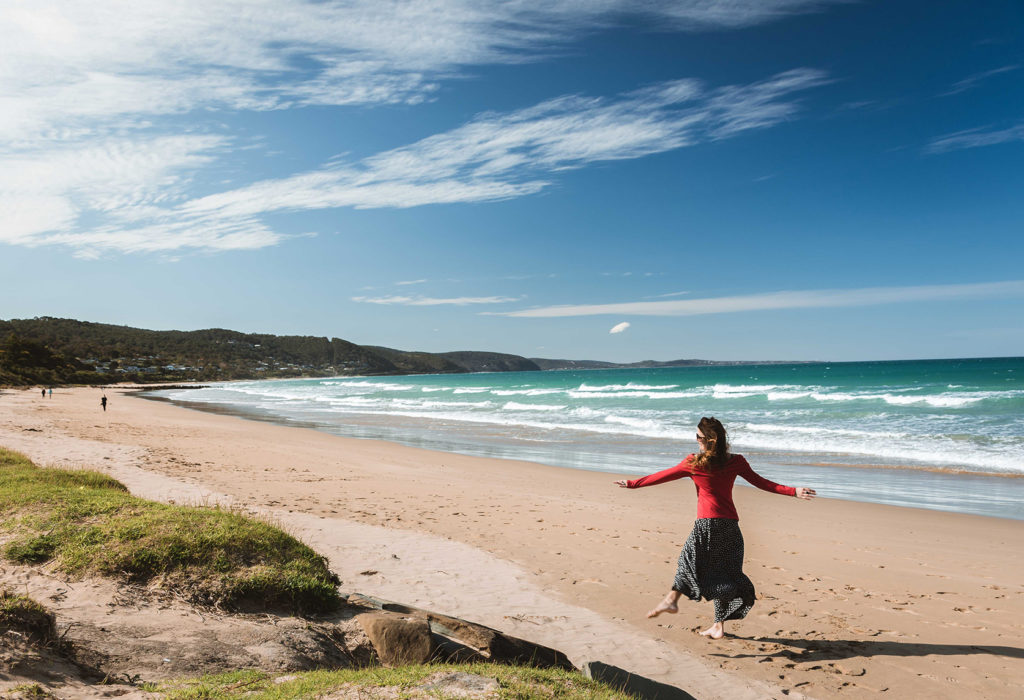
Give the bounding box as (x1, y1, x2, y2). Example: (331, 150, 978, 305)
(1, 386, 1021, 699)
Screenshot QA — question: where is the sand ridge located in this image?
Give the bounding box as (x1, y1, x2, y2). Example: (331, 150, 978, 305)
(1, 386, 1022, 699)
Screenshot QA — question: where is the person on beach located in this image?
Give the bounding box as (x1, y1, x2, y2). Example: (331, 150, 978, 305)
(615, 416, 816, 639)
(100, 395, 107, 412)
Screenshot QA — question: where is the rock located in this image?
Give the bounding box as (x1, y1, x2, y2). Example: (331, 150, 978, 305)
(347, 593, 575, 670)
(834, 662, 867, 676)
(358, 612, 434, 666)
(583, 660, 698, 700)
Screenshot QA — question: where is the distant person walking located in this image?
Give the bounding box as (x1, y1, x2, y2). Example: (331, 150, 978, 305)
(100, 395, 107, 412)
(41, 388, 46, 398)
(47, 388, 52, 398)
(615, 416, 816, 639)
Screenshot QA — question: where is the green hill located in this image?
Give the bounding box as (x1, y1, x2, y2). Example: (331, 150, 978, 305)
(0, 318, 540, 386)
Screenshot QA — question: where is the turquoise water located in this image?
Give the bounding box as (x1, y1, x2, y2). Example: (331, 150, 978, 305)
(158, 357, 1024, 520)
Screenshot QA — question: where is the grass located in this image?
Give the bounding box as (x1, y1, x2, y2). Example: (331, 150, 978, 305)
(1, 684, 59, 699)
(0, 448, 341, 614)
(155, 664, 637, 699)
(0, 448, 637, 699)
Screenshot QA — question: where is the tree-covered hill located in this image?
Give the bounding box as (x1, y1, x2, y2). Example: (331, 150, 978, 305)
(0, 317, 544, 386)
(0, 317, 790, 387)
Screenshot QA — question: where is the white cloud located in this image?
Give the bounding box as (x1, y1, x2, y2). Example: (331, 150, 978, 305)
(0, 134, 232, 251)
(941, 65, 1019, 97)
(351, 295, 524, 306)
(927, 123, 1024, 153)
(0, 1, 835, 257)
(609, 322, 631, 334)
(395, 279, 428, 286)
(492, 280, 1024, 317)
(176, 68, 825, 222)
(644, 290, 691, 299)
(0, 1, 840, 144)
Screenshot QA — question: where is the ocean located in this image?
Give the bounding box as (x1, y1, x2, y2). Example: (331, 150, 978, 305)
(154, 357, 1024, 521)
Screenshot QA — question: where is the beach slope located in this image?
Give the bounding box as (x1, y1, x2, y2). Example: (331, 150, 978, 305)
(1, 387, 1021, 699)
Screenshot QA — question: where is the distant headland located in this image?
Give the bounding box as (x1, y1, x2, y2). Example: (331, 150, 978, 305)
(0, 316, 806, 386)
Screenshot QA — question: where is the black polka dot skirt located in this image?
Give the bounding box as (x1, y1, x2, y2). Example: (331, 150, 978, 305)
(672, 517, 756, 623)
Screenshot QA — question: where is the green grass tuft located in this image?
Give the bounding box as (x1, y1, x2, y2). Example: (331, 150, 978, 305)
(2, 683, 59, 699)
(0, 448, 341, 614)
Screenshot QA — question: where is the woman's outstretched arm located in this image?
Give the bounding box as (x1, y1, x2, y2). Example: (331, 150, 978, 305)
(614, 457, 693, 488)
(736, 455, 816, 499)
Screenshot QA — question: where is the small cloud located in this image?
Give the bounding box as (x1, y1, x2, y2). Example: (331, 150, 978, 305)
(927, 123, 1024, 154)
(395, 279, 428, 286)
(839, 100, 877, 111)
(644, 290, 691, 299)
(352, 294, 523, 306)
(610, 321, 631, 334)
(494, 280, 1024, 318)
(941, 65, 1019, 97)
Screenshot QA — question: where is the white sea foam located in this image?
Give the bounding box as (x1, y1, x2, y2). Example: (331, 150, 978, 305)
(803, 390, 998, 408)
(502, 401, 566, 411)
(567, 390, 704, 400)
(575, 382, 680, 392)
(604, 415, 667, 432)
(733, 429, 1024, 474)
(765, 391, 813, 400)
(389, 399, 493, 410)
(160, 363, 1024, 481)
(325, 380, 415, 391)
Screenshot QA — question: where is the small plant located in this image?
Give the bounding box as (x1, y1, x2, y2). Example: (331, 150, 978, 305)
(3, 684, 57, 698)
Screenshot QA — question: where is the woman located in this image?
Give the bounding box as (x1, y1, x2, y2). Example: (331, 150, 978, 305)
(615, 416, 816, 639)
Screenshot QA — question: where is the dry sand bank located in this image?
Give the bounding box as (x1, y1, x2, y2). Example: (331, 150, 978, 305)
(1, 386, 1021, 699)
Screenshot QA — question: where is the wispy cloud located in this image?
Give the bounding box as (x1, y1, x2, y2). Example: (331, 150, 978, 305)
(4, 68, 827, 257)
(927, 123, 1024, 153)
(609, 321, 631, 334)
(1, 1, 835, 258)
(176, 68, 826, 226)
(491, 280, 1024, 317)
(940, 64, 1019, 96)
(644, 290, 691, 299)
(351, 295, 524, 306)
(395, 279, 428, 286)
(2, 1, 839, 143)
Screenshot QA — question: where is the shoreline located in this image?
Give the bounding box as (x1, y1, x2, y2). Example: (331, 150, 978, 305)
(2, 386, 1023, 699)
(153, 388, 1024, 481)
(140, 388, 1024, 523)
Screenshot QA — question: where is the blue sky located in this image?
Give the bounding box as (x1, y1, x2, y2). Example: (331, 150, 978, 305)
(1, 0, 1022, 362)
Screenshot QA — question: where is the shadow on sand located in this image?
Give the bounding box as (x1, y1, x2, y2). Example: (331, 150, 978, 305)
(712, 635, 1024, 662)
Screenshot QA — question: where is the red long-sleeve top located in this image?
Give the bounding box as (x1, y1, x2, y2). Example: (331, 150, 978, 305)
(625, 453, 796, 520)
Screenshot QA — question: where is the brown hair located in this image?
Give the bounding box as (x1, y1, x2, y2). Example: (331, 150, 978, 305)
(691, 416, 730, 471)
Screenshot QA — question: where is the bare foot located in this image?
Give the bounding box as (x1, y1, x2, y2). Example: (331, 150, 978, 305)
(699, 623, 724, 639)
(646, 597, 679, 618)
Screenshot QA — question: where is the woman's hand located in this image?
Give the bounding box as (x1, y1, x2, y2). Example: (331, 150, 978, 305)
(795, 487, 816, 500)
(613, 479, 629, 488)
